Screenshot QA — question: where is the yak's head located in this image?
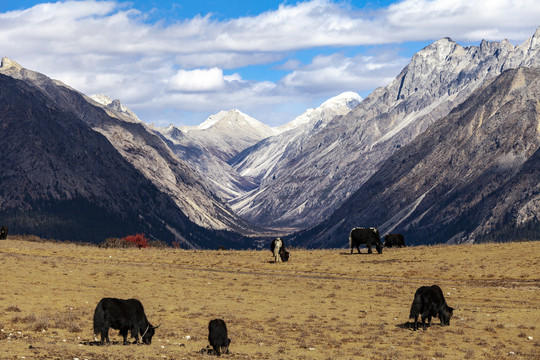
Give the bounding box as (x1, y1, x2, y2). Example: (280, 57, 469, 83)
(441, 306, 454, 326)
(142, 323, 161, 344)
(375, 242, 383, 254)
(280, 248, 290, 262)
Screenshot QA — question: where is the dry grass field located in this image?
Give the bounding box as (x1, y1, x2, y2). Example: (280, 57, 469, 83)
(0, 237, 538, 359)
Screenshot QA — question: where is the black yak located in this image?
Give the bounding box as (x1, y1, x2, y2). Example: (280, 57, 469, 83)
(384, 233, 405, 247)
(0, 226, 8, 240)
(349, 227, 382, 254)
(208, 319, 230, 356)
(409, 285, 454, 330)
(93, 298, 159, 345)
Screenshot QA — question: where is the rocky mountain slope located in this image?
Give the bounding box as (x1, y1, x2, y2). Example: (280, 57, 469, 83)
(229, 92, 362, 184)
(152, 109, 281, 201)
(0, 58, 257, 246)
(230, 28, 540, 230)
(290, 67, 540, 247)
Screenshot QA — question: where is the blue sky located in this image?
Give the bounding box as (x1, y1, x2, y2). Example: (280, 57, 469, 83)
(0, 1, 539, 127)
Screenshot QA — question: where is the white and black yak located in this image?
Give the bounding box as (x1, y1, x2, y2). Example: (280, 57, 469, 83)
(270, 237, 289, 263)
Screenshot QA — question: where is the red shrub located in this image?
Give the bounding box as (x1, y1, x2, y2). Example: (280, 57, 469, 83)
(122, 233, 150, 248)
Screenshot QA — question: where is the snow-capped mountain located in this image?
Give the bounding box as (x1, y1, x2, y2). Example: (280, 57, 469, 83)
(277, 91, 363, 133)
(178, 109, 281, 162)
(229, 27, 540, 230)
(229, 91, 362, 186)
(153, 109, 280, 201)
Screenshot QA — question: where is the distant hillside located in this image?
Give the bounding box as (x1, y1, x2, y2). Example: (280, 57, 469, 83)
(290, 67, 540, 247)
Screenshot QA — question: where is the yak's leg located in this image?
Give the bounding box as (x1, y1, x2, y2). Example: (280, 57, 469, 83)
(120, 329, 129, 345)
(132, 326, 140, 344)
(422, 312, 430, 330)
(356, 246, 361, 254)
(413, 314, 419, 331)
(367, 246, 372, 254)
(100, 329, 110, 345)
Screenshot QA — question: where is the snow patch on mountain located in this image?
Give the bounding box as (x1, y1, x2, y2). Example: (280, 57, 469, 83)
(230, 91, 362, 184)
(277, 92, 362, 133)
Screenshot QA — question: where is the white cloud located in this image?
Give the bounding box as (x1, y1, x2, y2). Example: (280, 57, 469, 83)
(0, 0, 539, 126)
(280, 51, 408, 95)
(168, 68, 225, 92)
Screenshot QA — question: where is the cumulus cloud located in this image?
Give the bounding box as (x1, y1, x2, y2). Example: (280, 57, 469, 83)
(280, 51, 408, 95)
(0, 0, 539, 126)
(168, 68, 225, 92)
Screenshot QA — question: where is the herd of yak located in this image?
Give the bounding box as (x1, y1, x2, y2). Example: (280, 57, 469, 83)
(273, 227, 453, 333)
(1, 225, 453, 356)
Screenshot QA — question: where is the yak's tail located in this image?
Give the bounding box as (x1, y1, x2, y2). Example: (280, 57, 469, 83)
(93, 299, 105, 336)
(409, 292, 422, 320)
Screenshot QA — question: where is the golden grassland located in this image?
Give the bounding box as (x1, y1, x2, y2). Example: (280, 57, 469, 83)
(0, 237, 538, 359)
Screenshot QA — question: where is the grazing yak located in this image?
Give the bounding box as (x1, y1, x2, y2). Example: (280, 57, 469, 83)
(208, 319, 231, 356)
(93, 298, 160, 345)
(384, 233, 405, 247)
(270, 238, 289, 263)
(0, 226, 7, 240)
(349, 227, 382, 254)
(409, 285, 454, 330)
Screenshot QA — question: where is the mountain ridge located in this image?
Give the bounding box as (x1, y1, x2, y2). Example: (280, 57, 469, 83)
(290, 67, 540, 247)
(227, 27, 540, 230)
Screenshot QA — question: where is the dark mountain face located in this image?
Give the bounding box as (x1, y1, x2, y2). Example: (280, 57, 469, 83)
(0, 57, 256, 236)
(291, 67, 540, 248)
(0, 74, 250, 248)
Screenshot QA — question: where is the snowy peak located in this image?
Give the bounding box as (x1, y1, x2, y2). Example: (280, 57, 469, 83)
(158, 110, 278, 163)
(320, 91, 362, 109)
(278, 91, 362, 132)
(192, 109, 279, 137)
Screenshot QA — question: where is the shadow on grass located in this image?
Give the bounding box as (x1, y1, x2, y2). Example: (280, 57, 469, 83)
(339, 252, 376, 255)
(396, 321, 416, 330)
(397, 321, 444, 331)
(81, 340, 141, 346)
